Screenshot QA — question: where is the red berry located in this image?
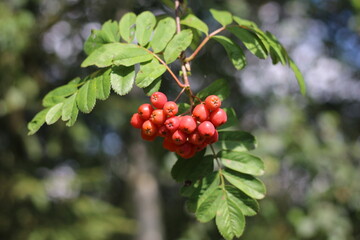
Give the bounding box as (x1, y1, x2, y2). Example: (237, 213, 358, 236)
(150, 109, 166, 125)
(163, 137, 178, 152)
(205, 130, 219, 144)
(164, 116, 180, 132)
(151, 92, 168, 109)
(130, 113, 144, 129)
(138, 103, 153, 120)
(142, 120, 158, 136)
(179, 116, 197, 134)
(141, 131, 157, 141)
(205, 95, 222, 111)
(172, 130, 187, 145)
(198, 121, 215, 138)
(176, 143, 195, 159)
(163, 101, 178, 117)
(195, 142, 208, 152)
(210, 108, 227, 127)
(189, 131, 206, 145)
(192, 104, 210, 122)
(158, 125, 170, 137)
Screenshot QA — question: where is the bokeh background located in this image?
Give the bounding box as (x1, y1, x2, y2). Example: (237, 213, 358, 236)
(1, 0, 360, 239)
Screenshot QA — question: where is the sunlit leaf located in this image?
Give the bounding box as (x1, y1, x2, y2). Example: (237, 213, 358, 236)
(215, 188, 245, 240)
(210, 9, 233, 26)
(290, 59, 307, 95)
(45, 103, 63, 125)
(62, 93, 79, 127)
(143, 77, 162, 96)
(135, 59, 166, 88)
(135, 11, 156, 46)
(76, 80, 97, 113)
(94, 69, 111, 100)
(164, 29, 193, 63)
(181, 14, 208, 35)
(225, 186, 259, 216)
(110, 66, 135, 95)
(223, 168, 266, 199)
(212, 35, 246, 70)
(42, 84, 78, 107)
(219, 150, 264, 176)
(28, 108, 50, 135)
(151, 17, 176, 53)
(119, 12, 136, 43)
(101, 20, 120, 42)
(81, 43, 153, 68)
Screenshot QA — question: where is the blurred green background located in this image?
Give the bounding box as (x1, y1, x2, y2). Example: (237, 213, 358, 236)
(1, 0, 359, 239)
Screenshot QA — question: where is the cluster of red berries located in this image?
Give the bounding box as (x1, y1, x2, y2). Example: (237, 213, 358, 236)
(130, 92, 227, 159)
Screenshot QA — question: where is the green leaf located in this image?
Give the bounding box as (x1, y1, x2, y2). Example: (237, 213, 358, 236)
(42, 84, 78, 107)
(94, 69, 111, 100)
(135, 59, 167, 88)
(164, 29, 193, 63)
(228, 26, 268, 59)
(210, 9, 233, 26)
(61, 93, 79, 127)
(143, 77, 162, 96)
(219, 150, 264, 176)
(101, 20, 120, 42)
(81, 43, 153, 68)
(110, 66, 135, 95)
(217, 131, 257, 152)
(178, 103, 191, 115)
(76, 80, 97, 113)
(212, 35, 246, 70)
(264, 31, 287, 65)
(171, 154, 213, 182)
(180, 14, 208, 35)
(225, 186, 259, 216)
(196, 79, 230, 101)
(28, 108, 50, 135)
(45, 103, 63, 125)
(119, 12, 136, 43)
(84, 21, 120, 55)
(135, 11, 156, 46)
(186, 172, 220, 213)
(195, 175, 222, 222)
(151, 17, 176, 53)
(233, 16, 258, 28)
(215, 188, 245, 240)
(290, 59, 307, 96)
(223, 168, 266, 199)
(217, 108, 237, 130)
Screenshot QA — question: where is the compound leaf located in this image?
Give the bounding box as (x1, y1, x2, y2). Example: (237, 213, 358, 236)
(119, 12, 136, 43)
(143, 77, 162, 96)
(151, 17, 176, 53)
(219, 150, 264, 176)
(225, 185, 259, 216)
(101, 20, 120, 43)
(164, 29, 193, 63)
(135, 59, 166, 88)
(290, 59, 307, 96)
(135, 11, 156, 47)
(94, 69, 111, 100)
(212, 35, 246, 70)
(76, 80, 97, 113)
(110, 66, 135, 95)
(210, 9, 233, 26)
(181, 14, 208, 35)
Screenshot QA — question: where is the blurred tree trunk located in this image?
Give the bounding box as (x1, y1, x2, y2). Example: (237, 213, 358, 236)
(128, 139, 164, 240)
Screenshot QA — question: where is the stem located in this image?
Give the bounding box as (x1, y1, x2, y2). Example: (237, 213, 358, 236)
(185, 26, 226, 62)
(143, 47, 186, 88)
(174, 87, 186, 102)
(210, 144, 226, 188)
(175, 0, 181, 34)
